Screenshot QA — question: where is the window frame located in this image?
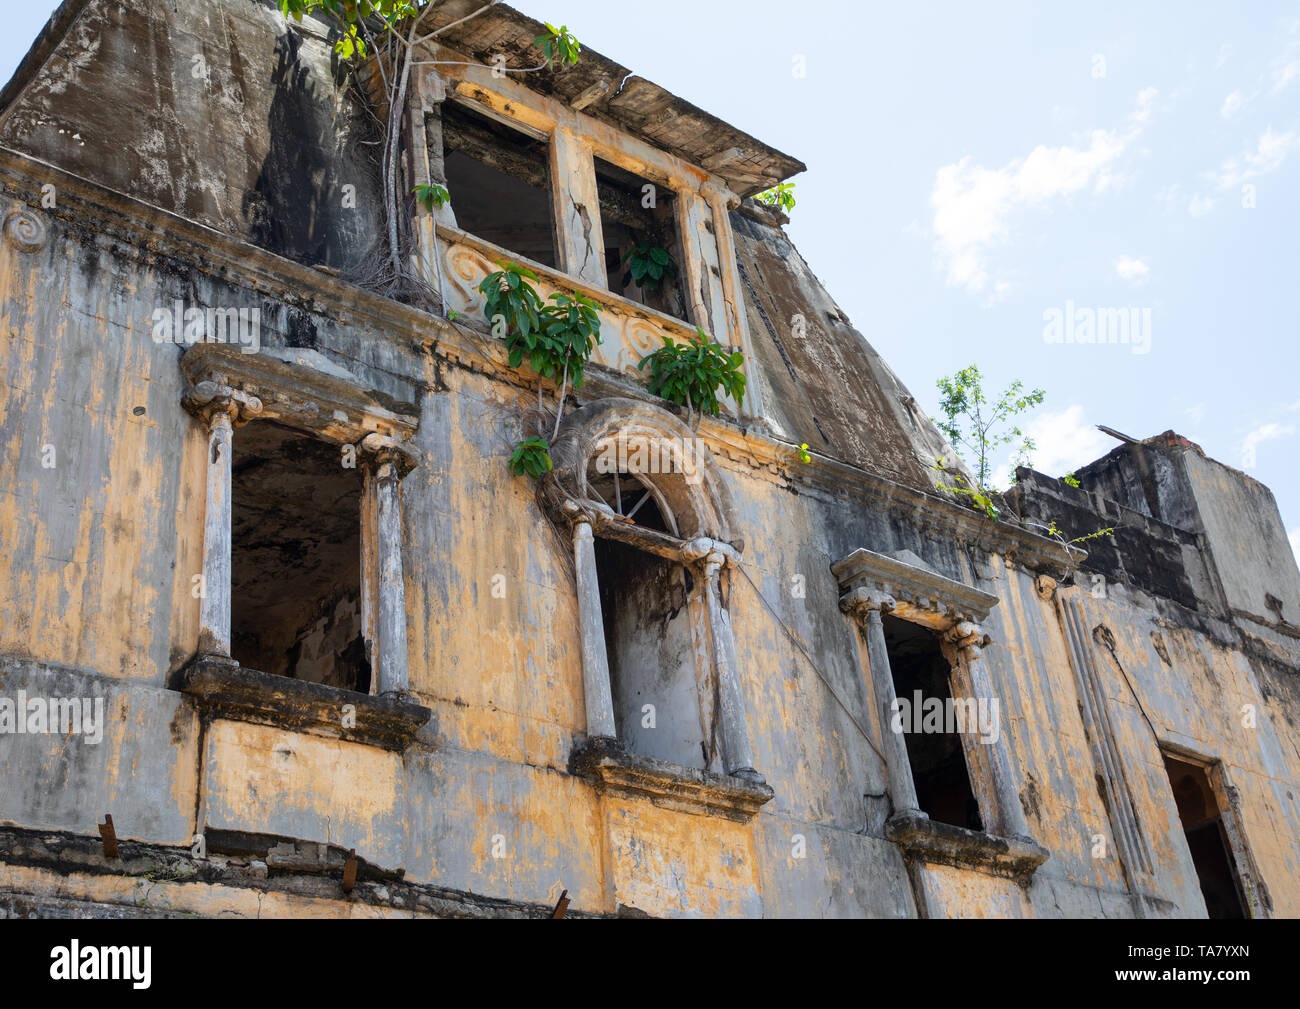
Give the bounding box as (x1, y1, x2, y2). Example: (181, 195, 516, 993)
(173, 345, 428, 749)
(408, 56, 765, 419)
(834, 546, 1050, 879)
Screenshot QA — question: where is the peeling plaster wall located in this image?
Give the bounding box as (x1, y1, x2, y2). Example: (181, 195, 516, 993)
(0, 0, 379, 269)
(1182, 451, 1300, 625)
(4, 190, 1300, 917)
(2, 0, 1299, 920)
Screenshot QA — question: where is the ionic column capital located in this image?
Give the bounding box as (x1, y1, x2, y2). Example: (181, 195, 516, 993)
(945, 620, 991, 655)
(358, 433, 418, 480)
(416, 66, 447, 109)
(681, 536, 742, 570)
(840, 587, 896, 621)
(183, 381, 262, 428)
(701, 180, 742, 211)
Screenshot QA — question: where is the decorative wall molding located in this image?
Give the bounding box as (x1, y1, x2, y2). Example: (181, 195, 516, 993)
(181, 344, 420, 448)
(3, 206, 46, 252)
(1056, 597, 1156, 894)
(833, 546, 1000, 629)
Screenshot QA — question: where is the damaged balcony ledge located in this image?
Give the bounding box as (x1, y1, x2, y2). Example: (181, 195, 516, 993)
(885, 812, 1050, 882)
(170, 654, 431, 752)
(436, 225, 734, 388)
(569, 738, 774, 823)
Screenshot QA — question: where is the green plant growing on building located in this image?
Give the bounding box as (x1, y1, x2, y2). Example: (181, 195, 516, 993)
(621, 242, 677, 292)
(753, 182, 796, 213)
(480, 261, 603, 475)
(638, 327, 746, 427)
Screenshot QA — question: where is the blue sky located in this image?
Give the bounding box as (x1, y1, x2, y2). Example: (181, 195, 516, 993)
(3, 2, 1297, 560)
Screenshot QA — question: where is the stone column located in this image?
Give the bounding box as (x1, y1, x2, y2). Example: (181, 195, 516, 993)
(359, 435, 416, 698)
(841, 589, 924, 819)
(183, 382, 262, 659)
(702, 551, 762, 782)
(701, 181, 763, 420)
(946, 620, 1031, 839)
(549, 127, 607, 288)
(572, 519, 617, 740)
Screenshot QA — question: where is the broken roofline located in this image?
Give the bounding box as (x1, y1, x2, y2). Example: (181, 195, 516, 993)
(401, 0, 806, 196)
(2, 1, 806, 196)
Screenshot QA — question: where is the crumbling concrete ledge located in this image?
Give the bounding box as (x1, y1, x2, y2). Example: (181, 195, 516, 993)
(885, 812, 1050, 882)
(170, 654, 431, 752)
(569, 738, 774, 823)
(0, 827, 607, 919)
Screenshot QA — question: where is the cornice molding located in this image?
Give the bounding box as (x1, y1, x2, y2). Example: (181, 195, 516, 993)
(0, 145, 1079, 575)
(833, 547, 1001, 627)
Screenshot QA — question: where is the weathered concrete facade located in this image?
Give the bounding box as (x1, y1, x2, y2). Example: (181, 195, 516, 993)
(0, 0, 1297, 918)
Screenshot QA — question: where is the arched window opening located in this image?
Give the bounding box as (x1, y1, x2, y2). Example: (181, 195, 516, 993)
(591, 472, 705, 769)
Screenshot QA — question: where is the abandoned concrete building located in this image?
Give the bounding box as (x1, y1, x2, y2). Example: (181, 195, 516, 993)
(0, 0, 1298, 919)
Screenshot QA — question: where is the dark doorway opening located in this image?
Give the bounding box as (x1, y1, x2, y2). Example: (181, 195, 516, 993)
(1163, 754, 1247, 918)
(589, 482, 704, 769)
(441, 100, 557, 267)
(230, 422, 369, 693)
(882, 614, 982, 831)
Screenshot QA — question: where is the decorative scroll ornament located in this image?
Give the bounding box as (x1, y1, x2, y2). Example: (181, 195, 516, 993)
(4, 209, 47, 253)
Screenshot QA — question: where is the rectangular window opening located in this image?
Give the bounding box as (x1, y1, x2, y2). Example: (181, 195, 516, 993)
(883, 613, 983, 831)
(1162, 753, 1248, 918)
(230, 421, 370, 693)
(594, 156, 689, 322)
(441, 100, 558, 268)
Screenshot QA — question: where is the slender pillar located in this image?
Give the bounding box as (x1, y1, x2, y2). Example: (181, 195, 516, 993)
(946, 620, 1032, 839)
(572, 519, 617, 740)
(183, 382, 261, 659)
(703, 551, 761, 781)
(549, 128, 607, 288)
(360, 434, 415, 698)
(842, 589, 924, 819)
(701, 181, 763, 420)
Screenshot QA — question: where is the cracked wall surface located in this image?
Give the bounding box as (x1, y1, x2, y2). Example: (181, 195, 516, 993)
(0, 0, 1297, 919)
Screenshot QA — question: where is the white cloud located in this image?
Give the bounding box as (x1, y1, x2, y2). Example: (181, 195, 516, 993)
(1241, 423, 1296, 466)
(1212, 127, 1300, 190)
(983, 281, 1013, 307)
(1216, 43, 1233, 70)
(1132, 86, 1159, 124)
(930, 89, 1155, 297)
(1220, 90, 1245, 117)
(1115, 255, 1150, 283)
(1012, 405, 1112, 481)
(1185, 403, 1206, 424)
(1188, 193, 1216, 217)
(1272, 59, 1299, 93)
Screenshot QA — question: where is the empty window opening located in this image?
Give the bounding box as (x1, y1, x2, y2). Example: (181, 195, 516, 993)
(592, 480, 704, 769)
(441, 101, 557, 267)
(594, 157, 688, 321)
(883, 614, 982, 831)
(1163, 755, 1247, 919)
(230, 422, 369, 693)
(585, 464, 677, 536)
